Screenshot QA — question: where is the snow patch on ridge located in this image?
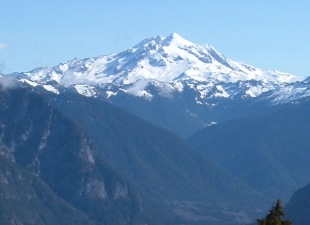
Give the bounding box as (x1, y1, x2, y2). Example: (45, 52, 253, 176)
(75, 85, 96, 97)
(106, 91, 117, 98)
(213, 85, 230, 98)
(43, 85, 59, 94)
(21, 79, 38, 87)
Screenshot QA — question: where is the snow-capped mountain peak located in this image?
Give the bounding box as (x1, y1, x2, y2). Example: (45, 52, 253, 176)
(162, 32, 195, 47)
(13, 33, 305, 100)
(132, 33, 194, 52)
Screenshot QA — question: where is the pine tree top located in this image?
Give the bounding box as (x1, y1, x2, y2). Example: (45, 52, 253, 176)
(257, 199, 292, 225)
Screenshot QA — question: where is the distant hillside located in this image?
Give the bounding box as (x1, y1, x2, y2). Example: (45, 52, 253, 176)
(188, 98, 310, 200)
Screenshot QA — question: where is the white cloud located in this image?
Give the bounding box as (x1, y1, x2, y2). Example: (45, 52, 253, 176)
(0, 43, 8, 49)
(0, 76, 17, 90)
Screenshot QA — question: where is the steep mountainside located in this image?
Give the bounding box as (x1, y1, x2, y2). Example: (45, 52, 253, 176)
(0, 88, 158, 225)
(0, 139, 95, 225)
(286, 182, 310, 225)
(6, 33, 309, 137)
(188, 98, 310, 201)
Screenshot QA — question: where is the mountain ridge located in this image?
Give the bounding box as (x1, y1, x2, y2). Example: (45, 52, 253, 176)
(5, 33, 310, 137)
(12, 33, 302, 97)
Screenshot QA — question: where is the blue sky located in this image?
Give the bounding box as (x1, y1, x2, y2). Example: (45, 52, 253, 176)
(1, 1, 310, 76)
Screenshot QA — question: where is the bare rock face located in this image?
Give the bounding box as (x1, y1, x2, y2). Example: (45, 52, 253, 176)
(84, 178, 107, 199)
(0, 139, 15, 163)
(79, 138, 96, 165)
(114, 182, 129, 199)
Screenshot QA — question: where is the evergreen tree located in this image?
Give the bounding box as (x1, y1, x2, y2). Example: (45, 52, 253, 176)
(257, 199, 292, 225)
